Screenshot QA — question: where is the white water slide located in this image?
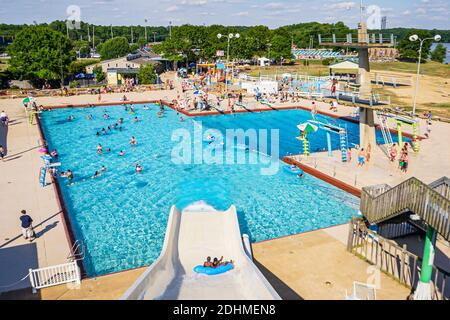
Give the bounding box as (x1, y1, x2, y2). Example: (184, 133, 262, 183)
(120, 204, 280, 300)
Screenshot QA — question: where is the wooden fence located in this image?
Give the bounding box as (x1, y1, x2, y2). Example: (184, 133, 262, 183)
(347, 218, 449, 300)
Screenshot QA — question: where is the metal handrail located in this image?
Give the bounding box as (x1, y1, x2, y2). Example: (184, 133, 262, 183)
(67, 240, 85, 262)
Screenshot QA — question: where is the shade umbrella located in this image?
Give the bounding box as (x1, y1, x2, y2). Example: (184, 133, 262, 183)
(297, 122, 318, 133)
(22, 97, 35, 105)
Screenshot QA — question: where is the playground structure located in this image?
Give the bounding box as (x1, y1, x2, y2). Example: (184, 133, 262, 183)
(296, 120, 349, 162)
(376, 111, 421, 154)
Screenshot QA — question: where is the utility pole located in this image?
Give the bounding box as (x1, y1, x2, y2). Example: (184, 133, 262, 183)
(93, 25, 95, 51)
(153, 32, 157, 43)
(87, 24, 91, 42)
(169, 21, 172, 38)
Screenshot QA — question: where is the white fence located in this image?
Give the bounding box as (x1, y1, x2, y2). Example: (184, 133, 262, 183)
(29, 261, 81, 293)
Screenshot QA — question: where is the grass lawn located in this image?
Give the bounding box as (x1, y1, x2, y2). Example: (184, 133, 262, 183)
(371, 61, 450, 79)
(246, 60, 450, 79)
(247, 60, 329, 77)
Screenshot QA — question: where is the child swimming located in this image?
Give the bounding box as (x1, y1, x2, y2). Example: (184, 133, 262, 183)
(119, 150, 125, 156)
(97, 144, 103, 155)
(136, 164, 143, 173)
(130, 136, 137, 146)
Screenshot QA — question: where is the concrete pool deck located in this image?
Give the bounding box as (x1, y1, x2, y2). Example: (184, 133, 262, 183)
(252, 223, 411, 300)
(0, 86, 449, 299)
(0, 102, 70, 293)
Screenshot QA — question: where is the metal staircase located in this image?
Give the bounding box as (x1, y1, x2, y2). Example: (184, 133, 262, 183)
(360, 177, 450, 241)
(376, 112, 394, 155)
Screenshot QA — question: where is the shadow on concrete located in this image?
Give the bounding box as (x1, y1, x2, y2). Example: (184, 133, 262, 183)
(0, 123, 8, 155)
(0, 243, 38, 295)
(4, 145, 41, 160)
(253, 259, 303, 300)
(0, 211, 62, 249)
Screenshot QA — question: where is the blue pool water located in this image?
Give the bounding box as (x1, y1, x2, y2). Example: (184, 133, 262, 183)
(41, 105, 360, 276)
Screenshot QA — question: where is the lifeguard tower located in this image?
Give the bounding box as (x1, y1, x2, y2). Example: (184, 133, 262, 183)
(317, 1, 396, 149)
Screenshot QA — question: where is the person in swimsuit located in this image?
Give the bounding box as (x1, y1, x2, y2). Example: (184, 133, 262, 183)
(203, 257, 213, 268)
(212, 256, 233, 268)
(97, 144, 103, 155)
(130, 136, 137, 146)
(136, 164, 143, 173)
(119, 150, 125, 156)
(50, 149, 59, 159)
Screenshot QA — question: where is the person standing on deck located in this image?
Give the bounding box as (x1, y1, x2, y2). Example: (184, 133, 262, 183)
(366, 144, 372, 163)
(389, 144, 397, 162)
(357, 148, 365, 167)
(20, 210, 35, 242)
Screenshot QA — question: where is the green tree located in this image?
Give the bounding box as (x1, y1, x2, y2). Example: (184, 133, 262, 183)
(98, 37, 130, 60)
(93, 65, 105, 82)
(430, 44, 447, 63)
(7, 26, 75, 81)
(398, 30, 433, 62)
(137, 64, 156, 84)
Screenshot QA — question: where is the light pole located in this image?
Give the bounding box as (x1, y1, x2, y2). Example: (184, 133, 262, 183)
(153, 31, 157, 43)
(144, 19, 148, 43)
(409, 34, 441, 116)
(217, 33, 240, 95)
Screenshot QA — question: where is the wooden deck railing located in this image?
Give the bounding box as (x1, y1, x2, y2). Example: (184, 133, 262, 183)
(348, 218, 449, 300)
(361, 177, 450, 241)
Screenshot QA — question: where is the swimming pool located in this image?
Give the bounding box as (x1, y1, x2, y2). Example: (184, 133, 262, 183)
(41, 104, 360, 276)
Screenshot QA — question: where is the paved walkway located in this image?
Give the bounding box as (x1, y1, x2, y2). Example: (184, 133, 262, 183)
(0, 103, 69, 293)
(252, 224, 411, 300)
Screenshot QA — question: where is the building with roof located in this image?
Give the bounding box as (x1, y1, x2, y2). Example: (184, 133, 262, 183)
(86, 49, 169, 86)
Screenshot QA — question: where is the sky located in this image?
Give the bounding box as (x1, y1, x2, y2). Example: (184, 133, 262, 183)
(1, 0, 449, 29)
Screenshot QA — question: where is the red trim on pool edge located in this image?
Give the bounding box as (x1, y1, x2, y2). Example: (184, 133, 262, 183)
(282, 157, 362, 198)
(35, 115, 87, 277)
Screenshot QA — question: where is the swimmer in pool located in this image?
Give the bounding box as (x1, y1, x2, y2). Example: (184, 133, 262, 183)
(101, 128, 107, 135)
(143, 105, 149, 110)
(86, 114, 92, 120)
(119, 150, 125, 156)
(97, 144, 103, 154)
(101, 165, 107, 172)
(106, 148, 111, 152)
(96, 131, 100, 136)
(91, 171, 101, 179)
(134, 117, 139, 123)
(119, 126, 123, 131)
(135, 163, 143, 173)
(50, 149, 59, 158)
(119, 118, 124, 124)
(67, 115, 74, 121)
(130, 136, 137, 146)
(179, 117, 184, 122)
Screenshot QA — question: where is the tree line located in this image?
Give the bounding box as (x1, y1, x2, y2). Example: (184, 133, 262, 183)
(1, 21, 448, 88)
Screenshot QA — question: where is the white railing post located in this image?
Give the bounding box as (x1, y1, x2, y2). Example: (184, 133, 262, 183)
(29, 268, 37, 294)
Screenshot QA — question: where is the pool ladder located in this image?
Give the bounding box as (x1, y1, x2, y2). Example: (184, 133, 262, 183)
(67, 240, 85, 262)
